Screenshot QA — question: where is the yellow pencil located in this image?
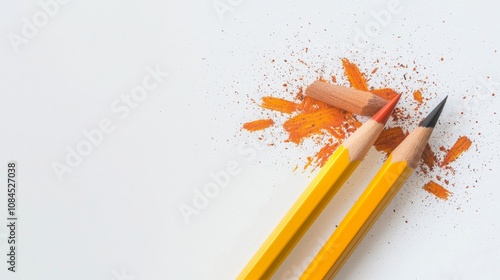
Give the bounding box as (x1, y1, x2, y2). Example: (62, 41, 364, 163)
(237, 95, 401, 280)
(300, 97, 447, 280)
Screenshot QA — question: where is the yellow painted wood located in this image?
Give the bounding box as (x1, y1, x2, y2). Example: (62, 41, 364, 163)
(300, 155, 414, 280)
(237, 145, 360, 280)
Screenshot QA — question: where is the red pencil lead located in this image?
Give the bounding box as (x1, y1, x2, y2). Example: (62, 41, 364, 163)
(371, 94, 401, 124)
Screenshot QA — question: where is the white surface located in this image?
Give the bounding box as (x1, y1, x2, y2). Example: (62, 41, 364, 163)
(0, 1, 499, 279)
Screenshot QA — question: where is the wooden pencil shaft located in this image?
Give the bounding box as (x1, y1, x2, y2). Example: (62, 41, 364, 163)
(342, 119, 384, 161)
(305, 81, 387, 116)
(237, 146, 359, 280)
(391, 126, 433, 168)
(301, 125, 436, 279)
(325, 164, 413, 279)
(300, 159, 413, 279)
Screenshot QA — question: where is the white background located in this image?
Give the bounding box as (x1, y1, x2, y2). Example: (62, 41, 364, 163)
(1, 1, 499, 279)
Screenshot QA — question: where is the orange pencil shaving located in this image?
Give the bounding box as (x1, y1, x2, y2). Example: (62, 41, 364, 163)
(374, 127, 408, 154)
(423, 181, 452, 200)
(413, 90, 424, 103)
(243, 119, 275, 132)
(261, 97, 299, 114)
(440, 136, 472, 167)
(283, 107, 347, 143)
(342, 58, 369, 91)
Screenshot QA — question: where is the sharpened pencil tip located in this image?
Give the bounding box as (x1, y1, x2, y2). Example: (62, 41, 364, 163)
(419, 96, 448, 128)
(371, 94, 401, 124)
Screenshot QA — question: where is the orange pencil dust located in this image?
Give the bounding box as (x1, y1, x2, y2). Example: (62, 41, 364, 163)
(373, 127, 407, 154)
(413, 90, 424, 103)
(243, 119, 275, 132)
(259, 92, 361, 166)
(423, 181, 452, 200)
(311, 141, 339, 169)
(261, 97, 299, 114)
(342, 58, 369, 91)
(422, 144, 438, 170)
(283, 107, 350, 143)
(440, 136, 472, 167)
(240, 56, 477, 199)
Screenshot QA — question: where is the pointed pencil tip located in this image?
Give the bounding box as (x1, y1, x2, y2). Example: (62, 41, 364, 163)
(419, 96, 448, 128)
(371, 94, 401, 124)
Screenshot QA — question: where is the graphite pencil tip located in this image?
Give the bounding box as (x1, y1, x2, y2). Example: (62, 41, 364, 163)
(419, 96, 448, 128)
(371, 94, 401, 124)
